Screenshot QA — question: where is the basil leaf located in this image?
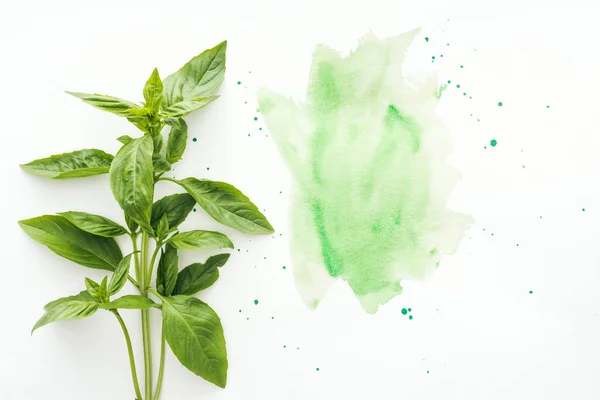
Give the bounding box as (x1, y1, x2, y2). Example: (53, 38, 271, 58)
(151, 193, 195, 232)
(85, 277, 101, 299)
(101, 295, 157, 310)
(109, 136, 154, 234)
(156, 214, 170, 240)
(173, 254, 230, 296)
(98, 276, 108, 302)
(65, 91, 140, 117)
(168, 178, 274, 234)
(162, 96, 218, 118)
(33, 299, 99, 333)
(152, 153, 172, 175)
(19, 215, 123, 271)
(57, 211, 128, 237)
(165, 118, 187, 163)
(143, 68, 163, 112)
(108, 254, 133, 296)
(127, 116, 150, 133)
(167, 230, 233, 251)
(157, 244, 178, 296)
(125, 213, 138, 233)
(161, 295, 227, 388)
(162, 41, 227, 108)
(117, 135, 134, 145)
(20, 149, 113, 179)
(44, 291, 97, 311)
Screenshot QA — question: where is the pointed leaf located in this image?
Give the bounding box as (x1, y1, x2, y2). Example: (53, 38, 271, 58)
(109, 136, 154, 234)
(162, 41, 227, 108)
(108, 254, 133, 296)
(152, 153, 172, 175)
(57, 211, 127, 237)
(167, 230, 233, 251)
(168, 178, 274, 234)
(157, 244, 178, 296)
(151, 193, 195, 233)
(125, 213, 138, 233)
(117, 135, 134, 145)
(165, 118, 187, 163)
(156, 214, 170, 240)
(44, 291, 97, 311)
(85, 277, 101, 300)
(33, 299, 99, 333)
(101, 295, 157, 310)
(161, 295, 227, 387)
(173, 254, 230, 296)
(19, 215, 123, 271)
(143, 68, 163, 112)
(66, 91, 140, 117)
(20, 149, 113, 179)
(162, 96, 218, 118)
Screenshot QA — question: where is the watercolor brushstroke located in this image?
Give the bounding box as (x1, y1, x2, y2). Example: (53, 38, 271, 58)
(258, 30, 472, 313)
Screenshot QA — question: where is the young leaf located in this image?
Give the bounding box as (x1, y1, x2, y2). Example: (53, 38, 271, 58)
(19, 215, 123, 271)
(173, 254, 230, 296)
(157, 244, 178, 296)
(151, 193, 195, 232)
(44, 291, 97, 311)
(165, 118, 187, 163)
(167, 178, 274, 234)
(127, 116, 150, 133)
(167, 230, 233, 251)
(109, 136, 154, 234)
(65, 91, 140, 117)
(143, 68, 163, 112)
(162, 96, 218, 118)
(33, 299, 100, 333)
(125, 213, 138, 233)
(57, 211, 128, 237)
(152, 153, 172, 175)
(101, 295, 157, 310)
(98, 276, 109, 302)
(85, 277, 101, 299)
(117, 135, 134, 145)
(156, 214, 170, 240)
(20, 149, 113, 179)
(108, 254, 133, 296)
(162, 41, 227, 108)
(161, 295, 228, 388)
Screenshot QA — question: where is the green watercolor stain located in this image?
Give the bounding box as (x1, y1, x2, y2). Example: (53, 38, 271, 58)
(425, 37, 429, 42)
(283, 266, 287, 269)
(237, 81, 242, 85)
(447, 80, 451, 84)
(248, 133, 251, 136)
(206, 167, 210, 171)
(408, 308, 412, 312)
(254, 299, 259, 305)
(192, 137, 197, 142)
(490, 139, 497, 147)
(456, 84, 460, 88)
(529, 290, 533, 294)
(239, 309, 242, 313)
(257, 31, 472, 313)
(254, 117, 258, 121)
(409, 315, 413, 320)
(498, 102, 503, 107)
(316, 368, 320, 371)
(582, 208, 586, 212)
(460, 65, 464, 68)
(546, 105, 550, 108)
(284, 345, 287, 348)
(193, 208, 197, 212)
(401, 308, 408, 315)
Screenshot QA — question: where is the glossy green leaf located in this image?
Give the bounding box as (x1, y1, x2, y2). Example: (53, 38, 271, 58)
(85, 277, 101, 299)
(161, 295, 227, 387)
(66, 91, 140, 117)
(143, 68, 163, 112)
(173, 254, 230, 296)
(33, 298, 99, 333)
(108, 254, 133, 296)
(152, 153, 172, 175)
(98, 276, 108, 302)
(165, 118, 187, 163)
(151, 193, 195, 233)
(156, 214, 170, 240)
(20, 149, 113, 179)
(157, 244, 178, 296)
(44, 291, 97, 311)
(117, 135, 134, 145)
(162, 41, 227, 108)
(168, 178, 274, 234)
(162, 96, 218, 118)
(19, 215, 123, 271)
(101, 295, 157, 310)
(109, 136, 154, 234)
(167, 230, 233, 251)
(127, 116, 150, 133)
(57, 211, 127, 237)
(125, 213, 138, 233)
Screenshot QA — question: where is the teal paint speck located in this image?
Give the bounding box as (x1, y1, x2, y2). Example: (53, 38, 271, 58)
(401, 308, 408, 315)
(460, 65, 464, 68)
(192, 137, 197, 142)
(254, 117, 258, 121)
(283, 266, 287, 270)
(456, 84, 461, 88)
(248, 133, 251, 136)
(206, 167, 210, 171)
(193, 208, 197, 212)
(582, 208, 586, 212)
(284, 345, 287, 348)
(408, 308, 412, 312)
(425, 37, 429, 42)
(447, 80, 451, 84)
(316, 368, 320, 372)
(239, 309, 242, 313)
(529, 290, 533, 294)
(237, 81, 241, 85)
(490, 139, 498, 147)
(409, 315, 413, 320)
(254, 299, 259, 305)
(498, 102, 503, 107)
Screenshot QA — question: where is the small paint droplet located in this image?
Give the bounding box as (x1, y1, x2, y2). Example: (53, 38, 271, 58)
(490, 139, 497, 147)
(546, 105, 550, 108)
(316, 368, 320, 371)
(193, 208, 197, 212)
(447, 80, 451, 84)
(283, 266, 286, 269)
(237, 81, 241, 85)
(284, 345, 287, 348)
(401, 308, 408, 315)
(456, 84, 460, 88)
(408, 308, 412, 312)
(254, 299, 259, 305)
(425, 37, 429, 42)
(239, 309, 242, 313)
(206, 167, 210, 171)
(271, 317, 274, 320)
(498, 102, 503, 107)
(582, 208, 586, 212)
(432, 56, 435, 60)
(463, 92, 466, 96)
(192, 138, 197, 142)
(248, 134, 251, 137)
(529, 290, 533, 294)
(460, 65, 464, 68)
(516, 244, 519, 247)
(427, 370, 430, 374)
(409, 315, 413, 320)
(254, 117, 258, 121)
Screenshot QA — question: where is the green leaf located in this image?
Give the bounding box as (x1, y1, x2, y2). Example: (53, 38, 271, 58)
(162, 41, 227, 108)
(162, 96, 218, 118)
(157, 244, 178, 296)
(98, 276, 108, 302)
(156, 214, 170, 240)
(165, 118, 187, 163)
(101, 295, 157, 310)
(44, 291, 97, 311)
(109, 136, 154, 234)
(167, 230, 233, 251)
(152, 153, 172, 175)
(161, 295, 227, 387)
(127, 116, 150, 133)
(57, 211, 128, 237)
(66, 91, 140, 117)
(33, 298, 99, 333)
(143, 68, 163, 112)
(117, 135, 134, 145)
(151, 193, 195, 233)
(19, 215, 123, 271)
(125, 213, 138, 233)
(108, 254, 133, 296)
(173, 254, 230, 296)
(85, 277, 101, 299)
(168, 178, 274, 234)
(20, 149, 113, 179)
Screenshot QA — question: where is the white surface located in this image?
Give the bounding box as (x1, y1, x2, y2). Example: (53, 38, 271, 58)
(1, 1, 599, 399)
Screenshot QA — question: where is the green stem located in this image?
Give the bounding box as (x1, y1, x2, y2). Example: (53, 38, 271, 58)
(146, 241, 162, 289)
(153, 322, 166, 400)
(112, 311, 143, 400)
(140, 233, 153, 400)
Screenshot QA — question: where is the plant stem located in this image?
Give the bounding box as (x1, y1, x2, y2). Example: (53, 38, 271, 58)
(153, 322, 166, 400)
(112, 310, 143, 400)
(146, 241, 162, 289)
(140, 232, 153, 400)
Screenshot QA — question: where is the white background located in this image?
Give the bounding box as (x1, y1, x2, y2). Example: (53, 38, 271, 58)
(1, 0, 599, 399)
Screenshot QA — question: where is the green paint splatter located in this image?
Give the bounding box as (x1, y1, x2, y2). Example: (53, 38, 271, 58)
(316, 368, 320, 371)
(409, 315, 413, 320)
(490, 139, 497, 147)
(257, 31, 472, 313)
(498, 102, 503, 107)
(237, 81, 242, 85)
(206, 167, 210, 171)
(425, 37, 429, 42)
(529, 290, 533, 294)
(254, 299, 259, 305)
(283, 266, 287, 269)
(401, 308, 408, 315)
(192, 137, 197, 142)
(193, 208, 196, 212)
(254, 117, 258, 121)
